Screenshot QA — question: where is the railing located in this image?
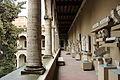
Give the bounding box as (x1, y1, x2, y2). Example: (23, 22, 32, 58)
(38, 48, 60, 80)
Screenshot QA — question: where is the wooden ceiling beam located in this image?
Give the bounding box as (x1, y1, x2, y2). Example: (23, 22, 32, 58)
(57, 13, 76, 16)
(59, 27, 69, 29)
(58, 23, 71, 25)
(58, 21, 71, 24)
(57, 16, 74, 19)
(56, 1, 81, 6)
(58, 19, 73, 21)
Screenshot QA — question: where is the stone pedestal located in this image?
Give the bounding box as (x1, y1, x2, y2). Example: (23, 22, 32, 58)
(109, 69, 120, 80)
(98, 64, 116, 80)
(21, 0, 45, 74)
(80, 60, 93, 70)
(93, 57, 103, 75)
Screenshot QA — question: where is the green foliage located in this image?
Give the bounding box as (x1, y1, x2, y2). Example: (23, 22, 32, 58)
(0, 0, 25, 77)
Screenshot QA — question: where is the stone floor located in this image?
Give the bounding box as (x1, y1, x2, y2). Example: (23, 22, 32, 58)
(0, 66, 39, 80)
(57, 51, 98, 80)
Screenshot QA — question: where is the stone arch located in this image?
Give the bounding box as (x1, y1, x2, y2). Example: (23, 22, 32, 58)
(16, 52, 27, 68)
(19, 54, 26, 66)
(19, 33, 27, 39)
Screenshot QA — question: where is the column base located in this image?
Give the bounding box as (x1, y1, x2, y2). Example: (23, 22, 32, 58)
(43, 55, 54, 59)
(21, 66, 46, 75)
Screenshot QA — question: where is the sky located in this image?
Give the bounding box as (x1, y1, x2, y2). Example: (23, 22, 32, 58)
(15, 0, 45, 25)
(15, 0, 28, 17)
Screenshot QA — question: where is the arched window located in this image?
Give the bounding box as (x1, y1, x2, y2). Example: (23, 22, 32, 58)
(24, 40, 27, 48)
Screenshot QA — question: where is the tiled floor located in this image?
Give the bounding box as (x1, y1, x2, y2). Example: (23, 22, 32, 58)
(57, 51, 98, 80)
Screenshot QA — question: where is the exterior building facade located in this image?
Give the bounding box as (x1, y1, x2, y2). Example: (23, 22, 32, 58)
(12, 16, 27, 68)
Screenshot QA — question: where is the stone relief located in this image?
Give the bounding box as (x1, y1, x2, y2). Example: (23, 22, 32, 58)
(81, 35, 90, 52)
(96, 29, 109, 39)
(111, 4, 120, 23)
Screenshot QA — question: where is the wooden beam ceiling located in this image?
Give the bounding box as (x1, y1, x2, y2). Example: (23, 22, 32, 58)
(55, 0, 83, 35)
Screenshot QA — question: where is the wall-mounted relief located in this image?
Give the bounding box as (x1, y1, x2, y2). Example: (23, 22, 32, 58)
(92, 16, 111, 29)
(92, 22, 99, 29)
(81, 36, 86, 51)
(111, 5, 120, 24)
(96, 28, 109, 39)
(81, 35, 91, 52)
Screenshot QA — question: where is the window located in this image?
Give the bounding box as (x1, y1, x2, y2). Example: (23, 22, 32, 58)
(24, 40, 27, 48)
(41, 39, 45, 49)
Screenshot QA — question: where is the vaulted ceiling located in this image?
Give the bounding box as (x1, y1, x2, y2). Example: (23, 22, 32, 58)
(55, 0, 83, 37)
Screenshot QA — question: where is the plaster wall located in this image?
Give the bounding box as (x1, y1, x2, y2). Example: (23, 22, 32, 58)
(68, 0, 120, 63)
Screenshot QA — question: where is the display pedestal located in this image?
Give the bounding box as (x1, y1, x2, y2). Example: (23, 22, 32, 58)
(98, 64, 116, 80)
(109, 69, 120, 80)
(80, 60, 92, 70)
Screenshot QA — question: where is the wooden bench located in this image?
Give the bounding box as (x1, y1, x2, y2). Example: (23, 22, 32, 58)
(57, 57, 65, 66)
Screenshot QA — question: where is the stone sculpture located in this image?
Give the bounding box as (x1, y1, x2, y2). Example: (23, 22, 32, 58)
(115, 60, 120, 70)
(103, 57, 112, 65)
(111, 4, 120, 23)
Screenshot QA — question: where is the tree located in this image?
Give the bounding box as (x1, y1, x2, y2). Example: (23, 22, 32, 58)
(0, 0, 25, 77)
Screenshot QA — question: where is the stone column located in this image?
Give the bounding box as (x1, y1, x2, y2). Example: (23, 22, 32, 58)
(52, 27, 55, 54)
(44, 18, 53, 57)
(55, 32, 58, 52)
(44, 0, 53, 58)
(21, 0, 45, 74)
(55, 33, 60, 51)
(16, 56, 19, 68)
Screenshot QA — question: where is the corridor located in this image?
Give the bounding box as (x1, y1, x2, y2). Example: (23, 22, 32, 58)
(58, 51, 98, 80)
